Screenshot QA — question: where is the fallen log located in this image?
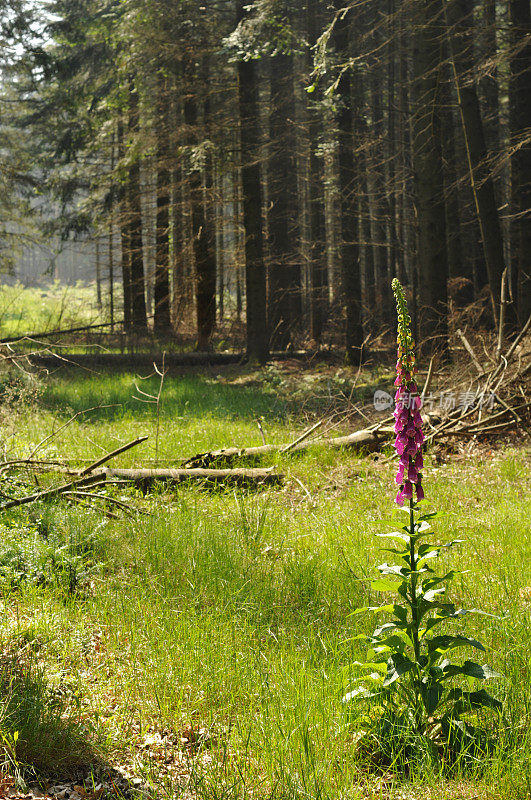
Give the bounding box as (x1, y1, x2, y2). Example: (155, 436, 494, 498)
(103, 467, 284, 489)
(181, 429, 381, 468)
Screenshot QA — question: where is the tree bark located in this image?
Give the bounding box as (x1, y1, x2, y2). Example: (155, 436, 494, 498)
(127, 76, 148, 333)
(268, 45, 301, 350)
(307, 0, 328, 344)
(445, 0, 506, 324)
(183, 56, 216, 350)
(411, 0, 449, 351)
(509, 0, 531, 327)
(117, 118, 132, 332)
(237, 0, 268, 362)
(333, 1, 364, 363)
(154, 73, 172, 334)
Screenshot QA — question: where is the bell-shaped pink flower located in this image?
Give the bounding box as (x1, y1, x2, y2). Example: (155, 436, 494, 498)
(412, 410, 423, 428)
(408, 464, 418, 483)
(416, 482, 424, 501)
(402, 481, 413, 500)
(395, 434, 408, 455)
(396, 487, 406, 506)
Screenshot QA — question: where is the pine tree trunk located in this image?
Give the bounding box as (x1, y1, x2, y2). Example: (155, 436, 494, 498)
(117, 118, 132, 332)
(127, 77, 148, 333)
(411, 0, 449, 351)
(333, 1, 363, 363)
(154, 74, 172, 335)
(237, 0, 268, 362)
(509, 0, 531, 327)
(445, 0, 506, 324)
(268, 47, 300, 350)
(307, 0, 327, 344)
(183, 57, 216, 350)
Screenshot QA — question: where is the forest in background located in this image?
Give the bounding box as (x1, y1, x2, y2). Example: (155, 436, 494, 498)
(0, 0, 529, 361)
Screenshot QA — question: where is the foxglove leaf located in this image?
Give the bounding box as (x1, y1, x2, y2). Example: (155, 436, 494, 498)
(420, 681, 444, 715)
(446, 688, 502, 712)
(443, 661, 501, 681)
(427, 635, 485, 654)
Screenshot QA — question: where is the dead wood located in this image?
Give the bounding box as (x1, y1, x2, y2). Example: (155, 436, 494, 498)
(1, 473, 106, 510)
(103, 467, 284, 489)
(79, 435, 149, 475)
(181, 429, 381, 468)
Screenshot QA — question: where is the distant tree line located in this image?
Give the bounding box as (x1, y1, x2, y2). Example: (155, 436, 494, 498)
(1, 0, 529, 361)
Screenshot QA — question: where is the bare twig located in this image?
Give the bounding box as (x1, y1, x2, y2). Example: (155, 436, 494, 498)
(456, 329, 482, 375)
(280, 419, 324, 453)
(78, 435, 149, 476)
(27, 404, 121, 461)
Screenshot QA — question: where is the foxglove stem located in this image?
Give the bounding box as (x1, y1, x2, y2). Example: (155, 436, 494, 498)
(409, 499, 420, 665)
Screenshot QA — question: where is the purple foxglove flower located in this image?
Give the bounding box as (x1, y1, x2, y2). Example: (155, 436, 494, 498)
(395, 434, 408, 455)
(408, 464, 418, 483)
(396, 487, 406, 506)
(402, 481, 413, 500)
(412, 410, 423, 427)
(396, 464, 405, 484)
(406, 440, 417, 455)
(406, 424, 416, 437)
(416, 482, 424, 501)
(414, 429, 424, 446)
(414, 452, 424, 470)
(394, 419, 406, 434)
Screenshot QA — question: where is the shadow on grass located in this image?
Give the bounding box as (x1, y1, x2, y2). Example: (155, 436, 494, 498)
(40, 372, 288, 423)
(0, 640, 98, 780)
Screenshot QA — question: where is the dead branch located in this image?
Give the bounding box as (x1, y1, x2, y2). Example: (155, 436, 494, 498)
(78, 435, 149, 476)
(181, 428, 381, 468)
(103, 467, 284, 489)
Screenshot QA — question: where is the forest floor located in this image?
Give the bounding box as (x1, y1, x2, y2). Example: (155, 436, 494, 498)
(0, 362, 529, 800)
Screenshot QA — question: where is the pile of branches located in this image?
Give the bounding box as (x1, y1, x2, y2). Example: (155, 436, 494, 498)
(421, 317, 531, 444)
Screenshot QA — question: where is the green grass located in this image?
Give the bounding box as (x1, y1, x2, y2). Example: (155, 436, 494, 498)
(0, 281, 100, 338)
(0, 367, 530, 799)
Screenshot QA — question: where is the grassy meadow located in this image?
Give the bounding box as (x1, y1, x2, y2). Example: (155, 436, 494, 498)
(0, 364, 529, 800)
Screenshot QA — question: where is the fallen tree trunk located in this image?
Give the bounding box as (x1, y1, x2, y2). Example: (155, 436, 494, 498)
(181, 429, 381, 468)
(103, 467, 283, 489)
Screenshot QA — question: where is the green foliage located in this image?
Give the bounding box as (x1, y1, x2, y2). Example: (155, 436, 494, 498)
(0, 645, 95, 779)
(344, 504, 502, 768)
(0, 506, 107, 596)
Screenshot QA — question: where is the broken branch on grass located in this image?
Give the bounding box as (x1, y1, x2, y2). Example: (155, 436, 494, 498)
(78, 435, 149, 476)
(181, 428, 381, 468)
(280, 419, 324, 454)
(1, 473, 105, 510)
(103, 467, 284, 489)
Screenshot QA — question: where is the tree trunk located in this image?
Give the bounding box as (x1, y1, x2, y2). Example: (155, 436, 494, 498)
(154, 73, 172, 335)
(509, 0, 531, 327)
(333, 1, 363, 363)
(183, 57, 216, 350)
(411, 0, 449, 352)
(117, 118, 132, 332)
(127, 76, 148, 333)
(307, 0, 328, 344)
(445, 0, 506, 324)
(237, 0, 268, 362)
(268, 46, 300, 350)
